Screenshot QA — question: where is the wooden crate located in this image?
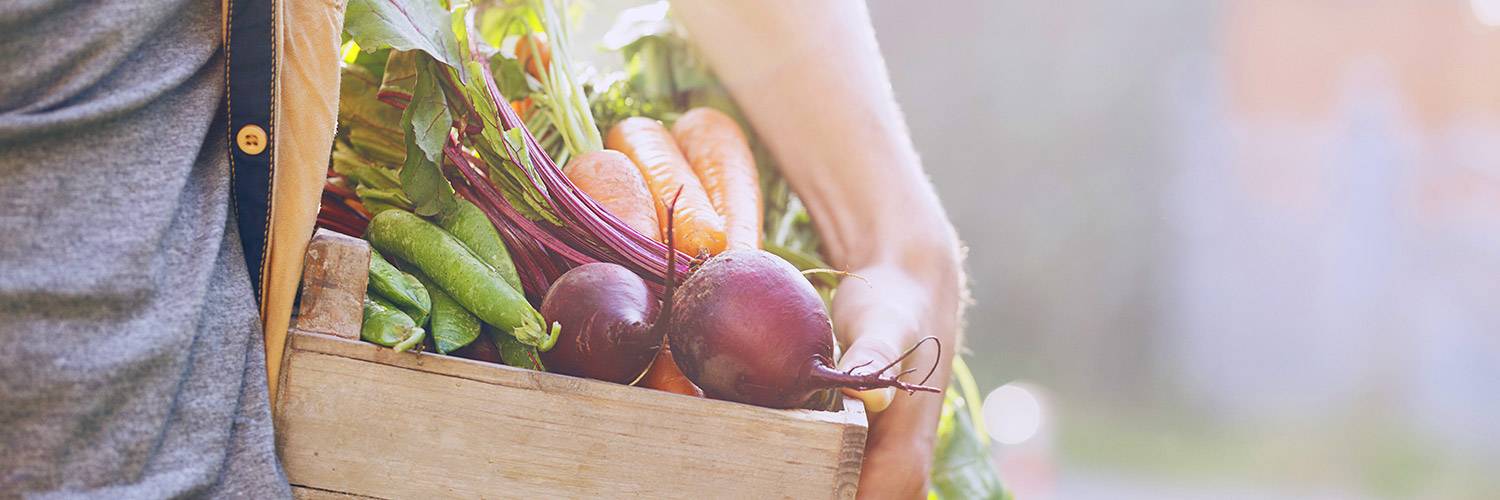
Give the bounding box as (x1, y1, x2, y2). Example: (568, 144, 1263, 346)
(275, 230, 868, 499)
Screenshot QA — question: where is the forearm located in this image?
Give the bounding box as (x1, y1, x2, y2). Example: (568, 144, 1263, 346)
(671, 0, 960, 275)
(674, 5, 965, 492)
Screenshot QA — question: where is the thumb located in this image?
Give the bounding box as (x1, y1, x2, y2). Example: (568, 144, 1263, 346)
(836, 332, 904, 413)
(831, 266, 924, 413)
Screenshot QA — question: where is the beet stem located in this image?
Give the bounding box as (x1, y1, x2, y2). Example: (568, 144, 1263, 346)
(800, 268, 869, 285)
(657, 186, 686, 327)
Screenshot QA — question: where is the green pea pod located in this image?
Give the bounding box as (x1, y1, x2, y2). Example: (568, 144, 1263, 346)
(362, 295, 426, 352)
(438, 199, 523, 293)
(494, 327, 544, 371)
(367, 209, 559, 350)
(368, 248, 431, 325)
(413, 271, 481, 354)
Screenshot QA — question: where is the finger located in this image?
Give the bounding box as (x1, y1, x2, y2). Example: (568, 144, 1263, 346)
(836, 332, 903, 412)
(856, 380, 943, 499)
(834, 267, 924, 411)
(855, 446, 928, 499)
(855, 413, 933, 499)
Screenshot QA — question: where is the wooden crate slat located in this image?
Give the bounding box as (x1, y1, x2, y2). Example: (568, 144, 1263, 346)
(294, 229, 370, 340)
(276, 331, 867, 499)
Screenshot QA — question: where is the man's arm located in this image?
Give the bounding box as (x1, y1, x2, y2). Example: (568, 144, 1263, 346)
(672, 1, 964, 497)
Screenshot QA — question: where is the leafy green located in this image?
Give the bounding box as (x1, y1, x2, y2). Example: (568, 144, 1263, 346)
(398, 56, 456, 217)
(341, 40, 392, 82)
(339, 64, 405, 163)
(476, 1, 543, 49)
(489, 55, 532, 100)
(495, 328, 544, 370)
(355, 186, 412, 215)
(345, 0, 466, 79)
(446, 57, 560, 225)
(343, 0, 569, 226)
(348, 127, 406, 166)
(380, 50, 420, 102)
(333, 143, 400, 188)
(524, 0, 603, 156)
(930, 357, 1010, 500)
(406, 59, 452, 165)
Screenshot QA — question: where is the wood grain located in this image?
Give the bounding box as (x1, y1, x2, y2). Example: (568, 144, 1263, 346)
(292, 486, 384, 499)
(294, 229, 370, 340)
(276, 331, 867, 498)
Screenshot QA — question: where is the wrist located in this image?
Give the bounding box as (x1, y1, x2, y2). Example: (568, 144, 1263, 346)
(857, 221, 962, 296)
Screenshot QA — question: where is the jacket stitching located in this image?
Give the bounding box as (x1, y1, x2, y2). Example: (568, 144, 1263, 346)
(225, 0, 238, 257)
(257, 0, 278, 304)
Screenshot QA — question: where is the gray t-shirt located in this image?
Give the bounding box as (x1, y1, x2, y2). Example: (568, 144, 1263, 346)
(0, 0, 289, 497)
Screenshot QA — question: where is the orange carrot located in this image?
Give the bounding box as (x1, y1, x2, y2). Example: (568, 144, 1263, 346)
(563, 150, 661, 242)
(641, 342, 703, 397)
(671, 108, 762, 250)
(606, 117, 727, 256)
(515, 33, 551, 80)
(509, 97, 533, 119)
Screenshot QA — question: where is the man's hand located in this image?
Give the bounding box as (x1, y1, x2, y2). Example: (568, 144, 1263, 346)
(834, 258, 962, 498)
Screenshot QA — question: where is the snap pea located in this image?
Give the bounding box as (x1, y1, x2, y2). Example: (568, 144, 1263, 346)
(494, 327, 544, 371)
(362, 295, 425, 352)
(414, 271, 481, 354)
(367, 209, 559, 350)
(368, 248, 431, 325)
(438, 200, 523, 293)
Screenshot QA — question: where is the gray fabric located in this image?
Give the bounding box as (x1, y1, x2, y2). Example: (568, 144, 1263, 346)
(0, 0, 289, 497)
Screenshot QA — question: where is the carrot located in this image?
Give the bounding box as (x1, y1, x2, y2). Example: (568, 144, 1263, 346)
(641, 341, 703, 397)
(509, 97, 533, 120)
(671, 108, 762, 250)
(606, 117, 726, 256)
(564, 150, 661, 242)
(515, 33, 551, 80)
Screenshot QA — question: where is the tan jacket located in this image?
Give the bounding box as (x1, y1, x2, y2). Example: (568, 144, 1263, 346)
(223, 0, 346, 401)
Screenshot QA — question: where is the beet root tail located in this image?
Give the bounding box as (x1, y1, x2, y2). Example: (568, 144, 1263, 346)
(804, 360, 942, 394)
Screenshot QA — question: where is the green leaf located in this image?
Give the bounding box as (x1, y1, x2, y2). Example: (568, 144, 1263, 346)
(930, 358, 1011, 500)
(339, 64, 405, 163)
(495, 329, 545, 371)
(489, 55, 532, 100)
(477, 2, 543, 48)
(354, 185, 412, 214)
(345, 0, 465, 78)
(332, 143, 402, 190)
(399, 57, 456, 217)
(447, 58, 559, 225)
(342, 41, 392, 82)
(380, 50, 420, 102)
(407, 60, 452, 163)
(348, 126, 406, 166)
(624, 36, 677, 107)
(502, 128, 538, 179)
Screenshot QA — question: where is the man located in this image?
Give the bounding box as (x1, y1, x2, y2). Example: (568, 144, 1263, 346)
(0, 0, 288, 496)
(0, 1, 961, 497)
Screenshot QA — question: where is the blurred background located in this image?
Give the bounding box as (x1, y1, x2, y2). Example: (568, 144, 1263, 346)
(585, 1, 1500, 498)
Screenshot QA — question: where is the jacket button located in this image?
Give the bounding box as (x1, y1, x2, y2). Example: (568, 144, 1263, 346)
(237, 124, 268, 155)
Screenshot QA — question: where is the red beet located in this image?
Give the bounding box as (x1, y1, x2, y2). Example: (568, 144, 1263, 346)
(539, 262, 662, 384)
(451, 329, 503, 364)
(665, 249, 938, 409)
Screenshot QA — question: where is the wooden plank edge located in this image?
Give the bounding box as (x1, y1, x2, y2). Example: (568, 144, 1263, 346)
(291, 485, 385, 499)
(283, 329, 869, 430)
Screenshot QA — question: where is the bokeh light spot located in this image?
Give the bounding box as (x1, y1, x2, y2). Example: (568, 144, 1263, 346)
(982, 383, 1043, 445)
